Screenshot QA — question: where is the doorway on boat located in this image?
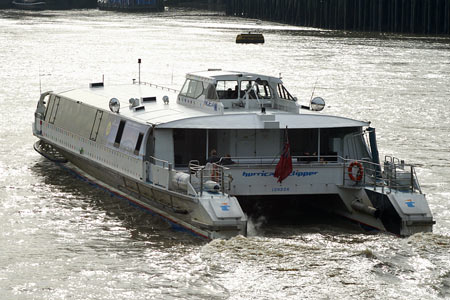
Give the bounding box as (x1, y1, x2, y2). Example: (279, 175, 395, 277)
(172, 127, 369, 168)
(173, 129, 207, 168)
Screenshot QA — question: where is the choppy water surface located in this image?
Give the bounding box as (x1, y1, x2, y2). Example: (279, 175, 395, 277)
(1, 8, 450, 300)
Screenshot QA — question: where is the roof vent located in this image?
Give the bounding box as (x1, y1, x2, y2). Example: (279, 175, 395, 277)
(89, 82, 104, 88)
(133, 106, 145, 112)
(141, 96, 156, 102)
(129, 98, 140, 108)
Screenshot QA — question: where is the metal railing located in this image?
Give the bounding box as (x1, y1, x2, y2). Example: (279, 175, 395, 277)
(148, 156, 172, 170)
(227, 155, 342, 167)
(343, 156, 422, 194)
(145, 154, 422, 196)
(134, 80, 179, 93)
(188, 160, 230, 195)
(216, 154, 422, 194)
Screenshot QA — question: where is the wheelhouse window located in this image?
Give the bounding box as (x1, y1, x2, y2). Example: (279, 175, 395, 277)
(204, 83, 218, 100)
(277, 84, 295, 100)
(216, 80, 238, 99)
(241, 80, 272, 99)
(180, 79, 204, 99)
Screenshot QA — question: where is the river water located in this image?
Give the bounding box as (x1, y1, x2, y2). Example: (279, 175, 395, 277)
(1, 8, 450, 300)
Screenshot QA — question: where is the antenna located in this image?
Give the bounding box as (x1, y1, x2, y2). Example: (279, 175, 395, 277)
(310, 78, 318, 102)
(138, 58, 141, 84)
(39, 65, 51, 94)
(39, 65, 42, 94)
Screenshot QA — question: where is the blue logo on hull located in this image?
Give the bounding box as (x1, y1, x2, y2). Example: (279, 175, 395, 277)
(405, 199, 415, 208)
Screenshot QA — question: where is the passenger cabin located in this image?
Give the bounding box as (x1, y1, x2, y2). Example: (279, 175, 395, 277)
(171, 70, 373, 170)
(35, 70, 374, 180)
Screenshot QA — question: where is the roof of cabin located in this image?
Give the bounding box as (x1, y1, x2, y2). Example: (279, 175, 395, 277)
(57, 82, 369, 130)
(155, 113, 368, 129)
(186, 70, 283, 84)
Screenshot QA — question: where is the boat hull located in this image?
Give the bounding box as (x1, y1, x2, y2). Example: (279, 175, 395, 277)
(34, 139, 245, 240)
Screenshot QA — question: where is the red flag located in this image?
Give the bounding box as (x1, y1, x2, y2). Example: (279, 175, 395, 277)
(274, 128, 293, 183)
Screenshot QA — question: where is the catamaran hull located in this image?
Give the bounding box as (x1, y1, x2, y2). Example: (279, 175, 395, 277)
(237, 186, 433, 236)
(34, 139, 246, 240)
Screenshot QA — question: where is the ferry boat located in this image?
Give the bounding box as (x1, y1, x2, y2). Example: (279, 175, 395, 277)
(32, 68, 435, 239)
(97, 0, 164, 11)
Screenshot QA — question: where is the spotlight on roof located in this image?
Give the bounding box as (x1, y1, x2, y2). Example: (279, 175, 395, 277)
(310, 97, 325, 112)
(109, 98, 120, 113)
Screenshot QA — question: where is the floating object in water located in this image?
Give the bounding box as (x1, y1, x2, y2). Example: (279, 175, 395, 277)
(236, 33, 265, 44)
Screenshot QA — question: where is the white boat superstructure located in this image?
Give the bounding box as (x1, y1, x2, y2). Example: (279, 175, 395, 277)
(33, 69, 434, 238)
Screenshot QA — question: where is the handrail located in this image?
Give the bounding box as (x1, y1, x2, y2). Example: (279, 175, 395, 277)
(222, 154, 422, 194)
(149, 156, 172, 170)
(343, 156, 422, 194)
(412, 165, 422, 194)
(147, 154, 422, 196)
(134, 80, 180, 94)
(188, 160, 229, 195)
(228, 155, 343, 166)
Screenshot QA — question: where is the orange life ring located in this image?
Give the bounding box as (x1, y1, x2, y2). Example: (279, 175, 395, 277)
(348, 161, 364, 182)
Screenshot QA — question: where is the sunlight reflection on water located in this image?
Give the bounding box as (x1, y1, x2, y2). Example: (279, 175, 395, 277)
(0, 8, 449, 300)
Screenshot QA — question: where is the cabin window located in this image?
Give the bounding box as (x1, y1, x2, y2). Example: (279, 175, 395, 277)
(180, 79, 204, 99)
(216, 80, 238, 99)
(114, 120, 126, 147)
(134, 132, 144, 155)
(180, 79, 190, 95)
(241, 80, 272, 99)
(44, 95, 53, 120)
(277, 84, 295, 101)
(47, 96, 61, 124)
(204, 83, 218, 100)
(89, 110, 103, 141)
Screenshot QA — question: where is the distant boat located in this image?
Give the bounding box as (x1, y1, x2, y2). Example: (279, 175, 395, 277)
(12, 0, 46, 10)
(97, 0, 164, 12)
(236, 33, 265, 44)
(0, 0, 11, 9)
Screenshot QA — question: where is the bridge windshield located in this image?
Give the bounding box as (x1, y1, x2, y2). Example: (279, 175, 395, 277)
(180, 79, 218, 101)
(215, 79, 273, 100)
(241, 79, 272, 99)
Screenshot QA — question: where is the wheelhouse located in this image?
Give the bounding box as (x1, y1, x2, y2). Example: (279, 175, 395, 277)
(178, 70, 297, 111)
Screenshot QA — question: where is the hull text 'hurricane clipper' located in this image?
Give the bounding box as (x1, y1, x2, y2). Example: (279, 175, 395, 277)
(33, 64, 434, 239)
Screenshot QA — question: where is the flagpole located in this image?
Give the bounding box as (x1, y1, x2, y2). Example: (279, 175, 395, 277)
(206, 129, 209, 162)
